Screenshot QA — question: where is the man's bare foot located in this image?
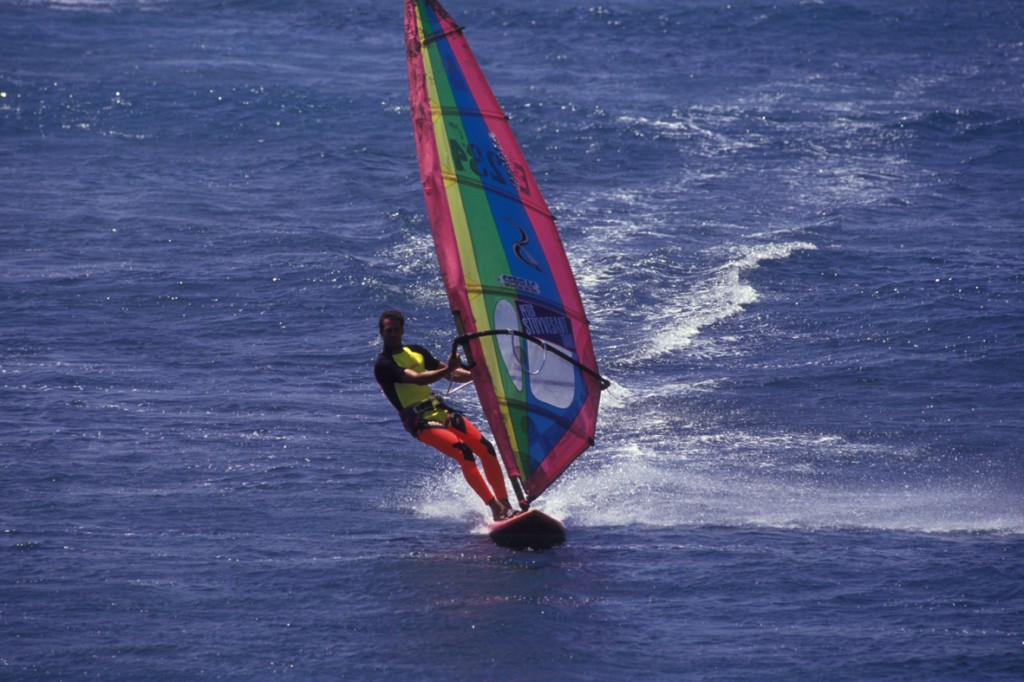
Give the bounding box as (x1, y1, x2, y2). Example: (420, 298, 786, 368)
(487, 498, 516, 521)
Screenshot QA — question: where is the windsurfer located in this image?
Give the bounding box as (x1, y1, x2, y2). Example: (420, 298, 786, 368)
(374, 309, 517, 521)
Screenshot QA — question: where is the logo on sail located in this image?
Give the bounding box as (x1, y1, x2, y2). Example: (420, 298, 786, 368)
(505, 218, 543, 272)
(499, 274, 540, 294)
(516, 301, 574, 351)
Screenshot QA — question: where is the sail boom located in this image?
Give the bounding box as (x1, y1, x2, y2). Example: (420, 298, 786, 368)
(453, 329, 609, 390)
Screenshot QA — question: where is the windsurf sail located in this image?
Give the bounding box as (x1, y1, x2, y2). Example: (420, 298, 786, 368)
(404, 0, 608, 503)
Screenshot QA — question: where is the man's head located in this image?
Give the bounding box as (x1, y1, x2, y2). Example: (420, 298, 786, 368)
(379, 309, 405, 348)
(379, 309, 404, 333)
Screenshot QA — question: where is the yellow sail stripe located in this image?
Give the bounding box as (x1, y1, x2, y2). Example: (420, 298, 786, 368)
(416, 11, 522, 457)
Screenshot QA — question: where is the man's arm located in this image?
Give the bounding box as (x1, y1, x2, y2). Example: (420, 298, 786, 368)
(401, 362, 453, 385)
(383, 342, 473, 386)
(449, 367, 473, 383)
(401, 350, 473, 385)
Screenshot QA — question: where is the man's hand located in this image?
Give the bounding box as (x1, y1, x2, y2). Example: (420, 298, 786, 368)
(446, 350, 463, 374)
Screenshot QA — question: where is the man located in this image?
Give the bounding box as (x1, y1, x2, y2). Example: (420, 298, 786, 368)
(374, 309, 516, 521)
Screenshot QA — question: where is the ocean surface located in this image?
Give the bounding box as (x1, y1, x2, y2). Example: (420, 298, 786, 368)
(3, 0, 1023, 679)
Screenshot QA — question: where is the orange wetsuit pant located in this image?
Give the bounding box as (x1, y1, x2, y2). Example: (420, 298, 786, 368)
(416, 414, 509, 505)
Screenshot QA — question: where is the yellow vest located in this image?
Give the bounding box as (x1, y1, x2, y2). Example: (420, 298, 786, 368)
(390, 346, 448, 425)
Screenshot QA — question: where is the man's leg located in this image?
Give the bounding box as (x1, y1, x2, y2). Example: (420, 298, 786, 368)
(416, 426, 495, 504)
(448, 414, 511, 510)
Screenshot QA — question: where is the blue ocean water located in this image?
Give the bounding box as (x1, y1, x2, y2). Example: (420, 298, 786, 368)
(2, 0, 1023, 678)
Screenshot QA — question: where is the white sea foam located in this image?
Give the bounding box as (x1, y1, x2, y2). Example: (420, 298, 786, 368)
(544, 430, 1024, 535)
(616, 112, 762, 155)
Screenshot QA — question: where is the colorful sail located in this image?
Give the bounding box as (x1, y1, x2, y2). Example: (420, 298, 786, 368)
(404, 0, 608, 502)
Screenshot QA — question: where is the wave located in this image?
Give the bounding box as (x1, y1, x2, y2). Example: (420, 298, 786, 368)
(632, 239, 817, 363)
